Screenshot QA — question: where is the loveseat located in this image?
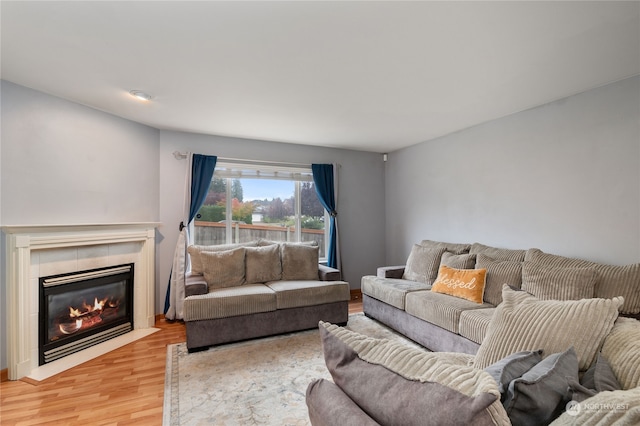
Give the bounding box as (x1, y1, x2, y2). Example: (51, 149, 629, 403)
(307, 239, 640, 425)
(183, 239, 350, 351)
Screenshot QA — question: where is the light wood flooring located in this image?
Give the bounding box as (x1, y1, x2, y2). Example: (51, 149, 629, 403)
(0, 299, 363, 425)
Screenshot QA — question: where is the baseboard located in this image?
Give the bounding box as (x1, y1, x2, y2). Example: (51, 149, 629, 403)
(1, 368, 8, 382)
(350, 289, 362, 301)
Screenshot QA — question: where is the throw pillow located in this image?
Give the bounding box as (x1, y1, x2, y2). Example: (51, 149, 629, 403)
(402, 245, 447, 284)
(525, 248, 640, 315)
(503, 347, 579, 426)
(188, 240, 258, 274)
(521, 261, 597, 300)
(473, 285, 623, 371)
(601, 317, 640, 390)
(568, 354, 621, 403)
(319, 321, 510, 426)
(200, 247, 246, 289)
(440, 252, 477, 269)
(280, 243, 319, 280)
(431, 265, 487, 304)
(484, 350, 543, 395)
(244, 244, 282, 284)
(475, 254, 522, 306)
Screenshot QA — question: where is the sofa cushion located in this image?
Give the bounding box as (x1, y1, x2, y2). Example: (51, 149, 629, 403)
(403, 245, 447, 284)
(319, 321, 510, 426)
(183, 284, 276, 321)
(188, 241, 258, 274)
(475, 254, 522, 306)
(245, 244, 282, 284)
(521, 261, 597, 301)
(525, 248, 640, 314)
(201, 247, 246, 289)
(551, 387, 640, 425)
(458, 308, 496, 344)
(484, 350, 543, 395)
(405, 290, 494, 334)
(473, 285, 623, 371)
(281, 243, 319, 280)
(420, 239, 471, 255)
(503, 347, 579, 426)
(440, 252, 477, 269)
(600, 317, 640, 390)
(361, 276, 431, 310)
(470, 243, 526, 262)
(432, 265, 487, 304)
(266, 280, 350, 309)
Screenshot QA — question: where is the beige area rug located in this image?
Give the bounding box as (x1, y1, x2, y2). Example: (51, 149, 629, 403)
(162, 313, 421, 425)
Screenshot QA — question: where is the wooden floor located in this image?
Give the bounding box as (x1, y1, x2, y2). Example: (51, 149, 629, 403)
(0, 300, 363, 425)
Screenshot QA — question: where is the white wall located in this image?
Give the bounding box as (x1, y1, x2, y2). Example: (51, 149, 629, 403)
(385, 76, 640, 266)
(0, 81, 160, 370)
(0, 81, 160, 224)
(157, 131, 386, 314)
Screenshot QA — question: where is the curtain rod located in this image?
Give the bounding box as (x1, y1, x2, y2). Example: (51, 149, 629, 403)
(172, 151, 312, 168)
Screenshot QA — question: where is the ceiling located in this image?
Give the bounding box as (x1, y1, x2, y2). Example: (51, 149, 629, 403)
(2, 1, 639, 153)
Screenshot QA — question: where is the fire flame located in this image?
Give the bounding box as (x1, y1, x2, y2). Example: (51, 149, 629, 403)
(68, 297, 110, 318)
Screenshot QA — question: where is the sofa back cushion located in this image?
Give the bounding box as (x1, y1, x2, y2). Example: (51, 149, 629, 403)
(403, 245, 447, 284)
(245, 244, 282, 284)
(281, 243, 319, 280)
(521, 261, 597, 301)
(440, 252, 476, 269)
(420, 239, 471, 255)
(475, 254, 522, 306)
(201, 247, 246, 289)
(470, 243, 525, 262)
(525, 248, 640, 314)
(473, 285, 623, 371)
(188, 241, 258, 274)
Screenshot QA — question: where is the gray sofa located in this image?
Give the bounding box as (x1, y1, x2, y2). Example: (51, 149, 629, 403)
(361, 240, 640, 354)
(308, 239, 640, 425)
(183, 239, 350, 351)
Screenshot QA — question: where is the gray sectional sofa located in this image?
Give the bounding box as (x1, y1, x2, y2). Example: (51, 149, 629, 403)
(183, 239, 350, 351)
(306, 239, 640, 425)
(361, 240, 640, 354)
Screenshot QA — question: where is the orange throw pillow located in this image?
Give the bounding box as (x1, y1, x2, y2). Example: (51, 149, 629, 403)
(432, 265, 487, 304)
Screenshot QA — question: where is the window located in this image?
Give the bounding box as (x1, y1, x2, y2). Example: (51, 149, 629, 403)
(192, 161, 328, 260)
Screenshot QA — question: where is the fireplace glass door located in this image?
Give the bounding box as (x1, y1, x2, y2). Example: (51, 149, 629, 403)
(39, 264, 134, 365)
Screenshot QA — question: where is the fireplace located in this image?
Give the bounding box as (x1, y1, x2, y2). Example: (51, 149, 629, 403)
(39, 263, 135, 365)
(3, 223, 158, 380)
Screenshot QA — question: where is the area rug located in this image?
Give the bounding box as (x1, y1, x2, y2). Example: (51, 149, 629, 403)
(162, 313, 421, 425)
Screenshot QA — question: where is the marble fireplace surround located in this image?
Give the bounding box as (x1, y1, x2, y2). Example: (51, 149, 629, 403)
(3, 223, 160, 380)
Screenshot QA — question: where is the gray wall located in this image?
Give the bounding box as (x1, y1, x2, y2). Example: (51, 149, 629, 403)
(157, 131, 386, 314)
(0, 81, 161, 370)
(385, 76, 640, 266)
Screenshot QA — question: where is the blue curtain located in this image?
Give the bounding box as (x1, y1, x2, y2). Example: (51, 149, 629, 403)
(312, 164, 338, 269)
(164, 154, 217, 314)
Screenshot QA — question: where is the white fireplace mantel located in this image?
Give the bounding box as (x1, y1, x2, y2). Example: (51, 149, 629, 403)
(3, 222, 160, 380)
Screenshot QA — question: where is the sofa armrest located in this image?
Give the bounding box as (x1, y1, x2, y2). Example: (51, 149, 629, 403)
(185, 273, 208, 297)
(306, 379, 381, 426)
(377, 265, 405, 279)
(318, 264, 341, 281)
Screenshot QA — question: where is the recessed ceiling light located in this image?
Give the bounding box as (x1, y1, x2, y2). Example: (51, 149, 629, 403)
(129, 90, 153, 101)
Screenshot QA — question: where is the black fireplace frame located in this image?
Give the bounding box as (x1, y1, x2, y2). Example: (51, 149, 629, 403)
(39, 263, 134, 365)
